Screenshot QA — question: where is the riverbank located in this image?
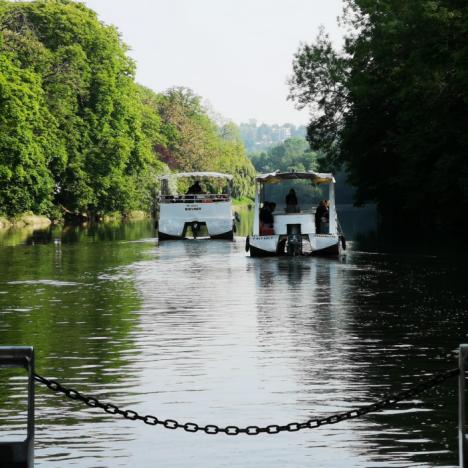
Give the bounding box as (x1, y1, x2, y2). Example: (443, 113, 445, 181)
(0, 213, 52, 230)
(0, 210, 150, 231)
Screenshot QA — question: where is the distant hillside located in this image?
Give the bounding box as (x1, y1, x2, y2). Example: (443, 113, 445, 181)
(239, 120, 306, 152)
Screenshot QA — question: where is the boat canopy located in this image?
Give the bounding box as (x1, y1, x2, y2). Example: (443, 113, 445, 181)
(160, 172, 233, 181)
(255, 170, 335, 185)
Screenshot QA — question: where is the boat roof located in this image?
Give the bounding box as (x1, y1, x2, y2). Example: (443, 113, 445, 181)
(255, 170, 335, 185)
(160, 171, 233, 181)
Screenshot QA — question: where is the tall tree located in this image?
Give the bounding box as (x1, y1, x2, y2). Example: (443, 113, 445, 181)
(0, 52, 66, 216)
(0, 0, 162, 218)
(156, 87, 255, 198)
(289, 0, 468, 234)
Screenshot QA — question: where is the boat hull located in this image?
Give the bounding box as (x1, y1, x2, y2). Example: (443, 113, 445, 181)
(247, 234, 341, 257)
(158, 228, 234, 241)
(158, 200, 233, 241)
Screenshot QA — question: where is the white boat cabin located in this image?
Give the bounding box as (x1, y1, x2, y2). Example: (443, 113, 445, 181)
(157, 172, 234, 240)
(246, 171, 345, 256)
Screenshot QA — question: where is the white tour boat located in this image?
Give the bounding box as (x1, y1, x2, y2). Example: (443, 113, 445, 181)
(245, 171, 346, 257)
(157, 172, 235, 241)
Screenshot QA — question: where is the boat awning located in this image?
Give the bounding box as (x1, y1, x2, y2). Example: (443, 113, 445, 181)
(255, 171, 335, 185)
(159, 172, 233, 181)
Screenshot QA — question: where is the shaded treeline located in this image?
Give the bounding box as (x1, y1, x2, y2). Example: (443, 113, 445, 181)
(0, 0, 255, 221)
(289, 0, 468, 235)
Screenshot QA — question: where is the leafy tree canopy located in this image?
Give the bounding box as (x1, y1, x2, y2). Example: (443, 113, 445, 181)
(155, 87, 255, 198)
(289, 0, 468, 233)
(250, 137, 319, 174)
(0, 0, 254, 219)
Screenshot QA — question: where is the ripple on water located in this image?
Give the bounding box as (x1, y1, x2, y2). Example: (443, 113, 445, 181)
(0, 230, 464, 468)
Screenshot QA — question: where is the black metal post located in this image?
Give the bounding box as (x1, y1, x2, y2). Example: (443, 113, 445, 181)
(460, 345, 468, 468)
(0, 346, 34, 468)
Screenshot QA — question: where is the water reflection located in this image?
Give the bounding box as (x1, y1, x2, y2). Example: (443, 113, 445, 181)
(0, 223, 156, 464)
(0, 220, 465, 467)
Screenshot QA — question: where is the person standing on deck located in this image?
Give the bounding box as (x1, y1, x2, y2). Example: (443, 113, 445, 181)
(315, 200, 329, 233)
(285, 188, 299, 212)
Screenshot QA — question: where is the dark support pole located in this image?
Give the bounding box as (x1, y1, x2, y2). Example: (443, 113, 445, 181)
(0, 346, 34, 468)
(460, 345, 468, 468)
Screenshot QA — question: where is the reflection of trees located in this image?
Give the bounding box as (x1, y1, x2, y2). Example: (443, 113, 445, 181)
(331, 252, 465, 465)
(0, 226, 37, 247)
(234, 205, 253, 237)
(0, 220, 155, 247)
(0, 222, 153, 425)
(251, 252, 463, 465)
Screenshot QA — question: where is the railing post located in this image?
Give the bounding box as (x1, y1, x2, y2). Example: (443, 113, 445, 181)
(0, 346, 34, 468)
(460, 345, 468, 467)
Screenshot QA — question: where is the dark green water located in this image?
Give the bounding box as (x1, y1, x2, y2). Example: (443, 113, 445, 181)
(0, 215, 466, 467)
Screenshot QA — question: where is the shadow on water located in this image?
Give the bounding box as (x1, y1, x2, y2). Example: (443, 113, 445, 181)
(247, 250, 465, 466)
(339, 251, 467, 465)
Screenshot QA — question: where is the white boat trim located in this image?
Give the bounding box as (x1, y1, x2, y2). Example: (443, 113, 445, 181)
(255, 170, 335, 184)
(159, 172, 233, 181)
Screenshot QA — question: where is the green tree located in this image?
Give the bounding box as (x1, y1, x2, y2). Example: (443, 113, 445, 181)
(0, 0, 254, 219)
(289, 0, 468, 234)
(250, 137, 319, 173)
(0, 0, 164, 219)
(0, 52, 66, 216)
(156, 87, 255, 198)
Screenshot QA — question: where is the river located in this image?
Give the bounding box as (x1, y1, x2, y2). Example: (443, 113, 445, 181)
(0, 209, 466, 467)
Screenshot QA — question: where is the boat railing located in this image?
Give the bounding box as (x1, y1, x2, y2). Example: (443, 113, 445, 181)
(273, 209, 316, 215)
(159, 194, 230, 204)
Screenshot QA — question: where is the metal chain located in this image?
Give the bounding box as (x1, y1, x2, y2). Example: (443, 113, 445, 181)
(34, 367, 459, 436)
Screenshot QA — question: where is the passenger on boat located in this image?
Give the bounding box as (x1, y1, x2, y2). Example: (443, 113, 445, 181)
(260, 202, 274, 225)
(260, 202, 275, 235)
(285, 189, 299, 213)
(187, 181, 202, 194)
(315, 200, 329, 234)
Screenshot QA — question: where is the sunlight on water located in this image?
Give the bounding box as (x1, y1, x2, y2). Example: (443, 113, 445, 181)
(0, 219, 465, 467)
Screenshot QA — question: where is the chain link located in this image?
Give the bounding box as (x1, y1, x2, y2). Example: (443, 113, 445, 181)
(34, 367, 459, 436)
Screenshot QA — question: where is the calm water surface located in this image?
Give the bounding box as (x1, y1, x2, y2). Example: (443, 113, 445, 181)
(0, 217, 466, 467)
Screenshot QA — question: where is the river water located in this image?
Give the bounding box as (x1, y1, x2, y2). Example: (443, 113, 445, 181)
(0, 211, 466, 467)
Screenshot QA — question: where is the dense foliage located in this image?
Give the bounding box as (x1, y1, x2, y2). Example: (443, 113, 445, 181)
(153, 87, 255, 198)
(0, 0, 254, 220)
(249, 137, 318, 173)
(289, 0, 468, 234)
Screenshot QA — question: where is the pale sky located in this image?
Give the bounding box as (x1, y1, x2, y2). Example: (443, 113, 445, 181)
(84, 0, 345, 126)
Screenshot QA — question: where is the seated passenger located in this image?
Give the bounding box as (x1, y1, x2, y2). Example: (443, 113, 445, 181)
(260, 202, 274, 226)
(259, 202, 274, 235)
(187, 181, 202, 194)
(315, 200, 329, 233)
(285, 189, 299, 213)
